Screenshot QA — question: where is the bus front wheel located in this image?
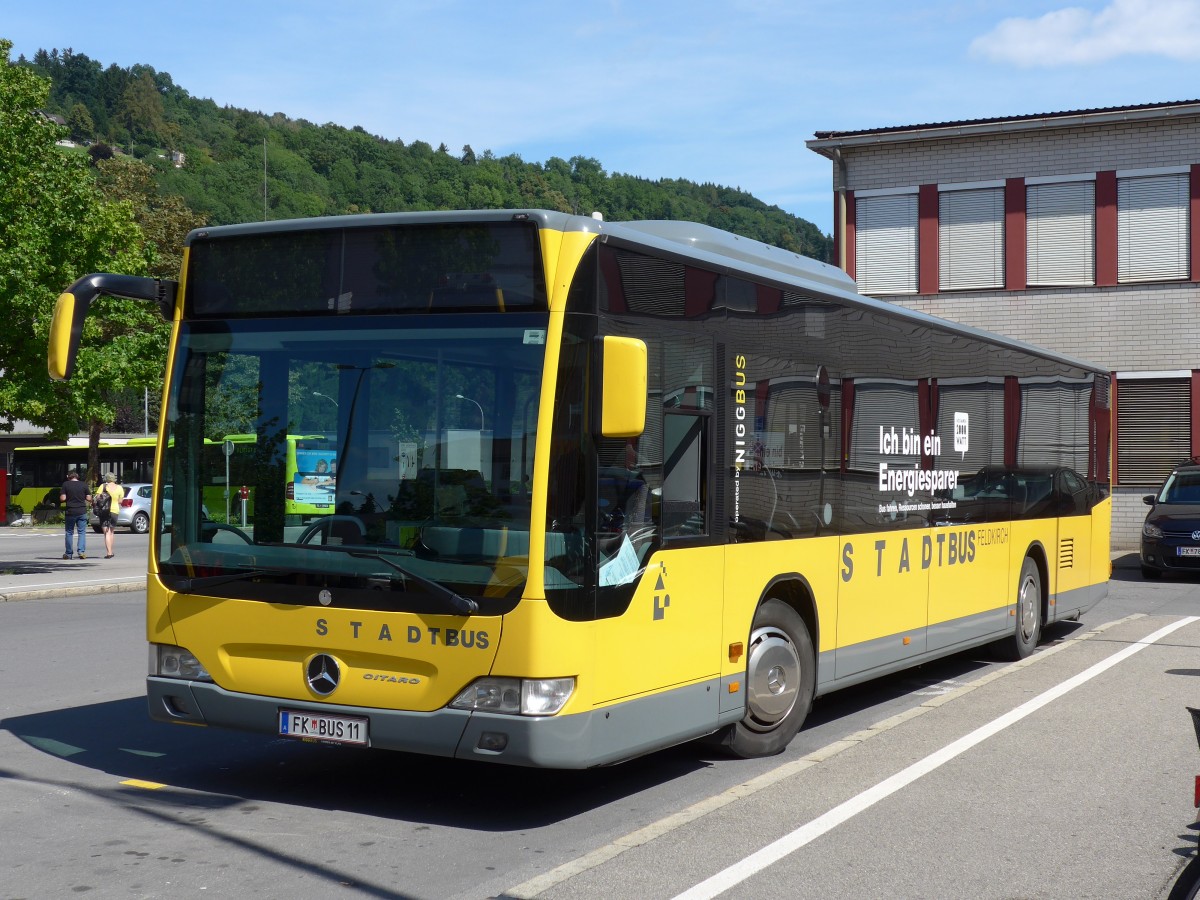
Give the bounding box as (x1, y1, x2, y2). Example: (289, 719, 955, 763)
(717, 598, 815, 758)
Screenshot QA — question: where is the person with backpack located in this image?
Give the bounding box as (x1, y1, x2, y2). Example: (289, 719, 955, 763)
(94, 472, 125, 559)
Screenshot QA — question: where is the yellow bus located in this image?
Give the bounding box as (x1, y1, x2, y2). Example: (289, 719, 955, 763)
(211, 433, 339, 524)
(49, 210, 1111, 767)
(10, 437, 156, 514)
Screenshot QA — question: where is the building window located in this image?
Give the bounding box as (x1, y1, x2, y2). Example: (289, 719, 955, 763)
(936, 380, 1004, 470)
(855, 191, 917, 294)
(1026, 179, 1095, 286)
(1018, 378, 1093, 474)
(939, 186, 1004, 291)
(1116, 376, 1191, 486)
(1118, 172, 1190, 283)
(848, 380, 920, 472)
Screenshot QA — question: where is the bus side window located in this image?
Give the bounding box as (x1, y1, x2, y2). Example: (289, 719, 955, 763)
(662, 413, 707, 537)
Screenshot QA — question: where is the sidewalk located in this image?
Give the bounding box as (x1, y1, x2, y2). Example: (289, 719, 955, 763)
(0, 527, 148, 602)
(1112, 550, 1140, 570)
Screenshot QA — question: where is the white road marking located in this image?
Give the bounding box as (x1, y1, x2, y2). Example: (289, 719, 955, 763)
(912, 678, 969, 696)
(500, 615, 1149, 900)
(671, 615, 1199, 900)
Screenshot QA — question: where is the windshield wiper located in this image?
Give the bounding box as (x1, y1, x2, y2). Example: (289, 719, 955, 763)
(344, 549, 479, 615)
(171, 568, 273, 593)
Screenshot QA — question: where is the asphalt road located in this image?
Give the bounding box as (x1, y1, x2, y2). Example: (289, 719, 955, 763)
(2, 544, 1200, 899)
(0, 525, 149, 599)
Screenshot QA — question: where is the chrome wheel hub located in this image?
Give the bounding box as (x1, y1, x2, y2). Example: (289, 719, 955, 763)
(744, 625, 801, 732)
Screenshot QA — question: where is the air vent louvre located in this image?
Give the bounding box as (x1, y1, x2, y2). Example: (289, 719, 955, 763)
(1059, 538, 1075, 569)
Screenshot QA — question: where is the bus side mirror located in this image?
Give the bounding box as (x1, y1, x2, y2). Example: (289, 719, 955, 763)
(596, 336, 647, 438)
(48, 288, 86, 382)
(48, 273, 177, 381)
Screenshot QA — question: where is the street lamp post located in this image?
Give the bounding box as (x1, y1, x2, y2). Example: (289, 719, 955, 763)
(313, 391, 339, 408)
(455, 394, 485, 432)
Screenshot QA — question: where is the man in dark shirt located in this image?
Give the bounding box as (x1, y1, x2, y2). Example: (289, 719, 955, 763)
(59, 469, 90, 560)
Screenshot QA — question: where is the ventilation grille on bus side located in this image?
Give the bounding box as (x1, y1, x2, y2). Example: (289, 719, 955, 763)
(1059, 538, 1075, 569)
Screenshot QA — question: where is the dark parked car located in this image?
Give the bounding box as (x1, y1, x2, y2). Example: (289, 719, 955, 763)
(1139, 463, 1200, 579)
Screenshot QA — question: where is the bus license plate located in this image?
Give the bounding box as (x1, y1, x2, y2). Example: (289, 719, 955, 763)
(279, 710, 369, 746)
(1179, 547, 1200, 557)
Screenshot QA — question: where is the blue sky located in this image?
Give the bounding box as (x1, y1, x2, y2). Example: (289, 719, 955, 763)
(7, 0, 1200, 235)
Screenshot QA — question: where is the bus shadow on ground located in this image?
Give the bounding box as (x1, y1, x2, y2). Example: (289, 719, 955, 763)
(785, 619, 1086, 737)
(0, 621, 1095, 828)
(0, 697, 707, 829)
(0, 559, 69, 575)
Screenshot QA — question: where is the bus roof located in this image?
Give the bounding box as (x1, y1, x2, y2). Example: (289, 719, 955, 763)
(185, 209, 1107, 377)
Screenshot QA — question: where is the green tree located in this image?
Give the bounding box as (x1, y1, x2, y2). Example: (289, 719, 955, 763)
(89, 157, 206, 455)
(94, 155, 205, 277)
(0, 39, 154, 481)
(18, 42, 833, 264)
(116, 69, 165, 145)
(66, 101, 93, 142)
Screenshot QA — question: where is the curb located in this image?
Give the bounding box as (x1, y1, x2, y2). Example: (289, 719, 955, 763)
(0, 578, 146, 603)
(1111, 551, 1139, 570)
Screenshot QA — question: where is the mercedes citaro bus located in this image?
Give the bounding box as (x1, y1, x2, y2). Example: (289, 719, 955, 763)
(48, 210, 1111, 767)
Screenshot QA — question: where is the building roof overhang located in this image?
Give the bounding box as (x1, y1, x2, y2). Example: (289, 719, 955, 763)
(806, 99, 1200, 158)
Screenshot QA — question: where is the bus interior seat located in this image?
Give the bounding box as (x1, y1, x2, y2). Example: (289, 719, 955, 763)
(1019, 476, 1053, 514)
(1008, 482, 1026, 511)
(399, 468, 488, 518)
(420, 525, 531, 560)
(436, 484, 468, 516)
(327, 516, 366, 545)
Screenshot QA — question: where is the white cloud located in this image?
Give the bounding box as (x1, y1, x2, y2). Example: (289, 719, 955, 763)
(970, 0, 1200, 66)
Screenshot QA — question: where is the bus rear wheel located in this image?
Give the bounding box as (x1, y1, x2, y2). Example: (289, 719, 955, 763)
(992, 556, 1042, 661)
(717, 598, 815, 758)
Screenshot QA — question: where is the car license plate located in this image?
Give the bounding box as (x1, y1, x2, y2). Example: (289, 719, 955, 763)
(1179, 547, 1200, 557)
(279, 710, 369, 746)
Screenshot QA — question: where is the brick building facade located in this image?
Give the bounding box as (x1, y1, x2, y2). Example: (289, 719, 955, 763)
(806, 101, 1200, 548)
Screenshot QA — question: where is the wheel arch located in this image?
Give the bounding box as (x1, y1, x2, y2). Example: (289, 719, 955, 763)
(757, 572, 819, 657)
(1023, 540, 1050, 623)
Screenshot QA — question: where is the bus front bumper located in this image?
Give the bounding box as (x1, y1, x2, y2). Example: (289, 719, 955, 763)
(148, 676, 605, 768)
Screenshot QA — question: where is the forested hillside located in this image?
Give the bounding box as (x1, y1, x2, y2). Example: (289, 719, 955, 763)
(20, 47, 831, 261)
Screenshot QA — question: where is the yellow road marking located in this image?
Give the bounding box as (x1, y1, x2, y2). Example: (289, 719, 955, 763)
(120, 779, 166, 790)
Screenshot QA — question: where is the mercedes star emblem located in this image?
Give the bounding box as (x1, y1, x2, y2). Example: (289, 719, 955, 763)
(306, 654, 341, 696)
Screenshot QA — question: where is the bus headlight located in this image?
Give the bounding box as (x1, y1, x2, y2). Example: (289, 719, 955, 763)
(150, 644, 212, 681)
(449, 677, 574, 716)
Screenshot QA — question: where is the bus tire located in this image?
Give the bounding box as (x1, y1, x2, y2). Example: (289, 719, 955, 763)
(716, 598, 815, 758)
(992, 556, 1042, 661)
(1168, 853, 1200, 900)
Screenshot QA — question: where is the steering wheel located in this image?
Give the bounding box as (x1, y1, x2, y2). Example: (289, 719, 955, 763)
(200, 521, 253, 544)
(297, 515, 367, 546)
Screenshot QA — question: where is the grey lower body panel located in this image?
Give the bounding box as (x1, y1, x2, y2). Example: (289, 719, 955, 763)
(815, 587, 1098, 696)
(928, 606, 1013, 655)
(148, 675, 728, 769)
(1049, 580, 1107, 622)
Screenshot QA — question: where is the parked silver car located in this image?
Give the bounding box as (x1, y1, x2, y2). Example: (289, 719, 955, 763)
(90, 482, 162, 534)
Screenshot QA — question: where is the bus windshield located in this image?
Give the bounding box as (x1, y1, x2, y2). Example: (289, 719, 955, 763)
(158, 312, 547, 614)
